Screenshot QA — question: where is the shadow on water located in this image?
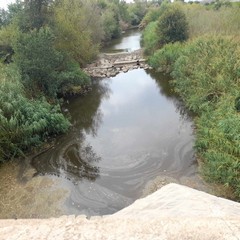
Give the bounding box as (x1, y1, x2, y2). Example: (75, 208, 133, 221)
(31, 80, 111, 184)
(0, 30, 211, 219)
(30, 68, 200, 216)
(146, 69, 195, 121)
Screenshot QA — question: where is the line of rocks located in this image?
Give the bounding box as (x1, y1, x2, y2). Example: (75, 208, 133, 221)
(83, 49, 152, 78)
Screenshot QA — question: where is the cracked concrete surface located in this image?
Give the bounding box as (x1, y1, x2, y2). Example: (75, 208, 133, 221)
(1, 184, 240, 240)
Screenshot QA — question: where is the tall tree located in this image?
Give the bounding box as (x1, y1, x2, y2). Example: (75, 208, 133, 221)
(20, 0, 52, 31)
(53, 0, 103, 66)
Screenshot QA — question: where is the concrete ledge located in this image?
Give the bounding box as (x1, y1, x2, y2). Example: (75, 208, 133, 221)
(1, 184, 240, 240)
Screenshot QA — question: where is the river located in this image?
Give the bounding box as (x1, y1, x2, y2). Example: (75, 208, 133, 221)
(0, 30, 210, 219)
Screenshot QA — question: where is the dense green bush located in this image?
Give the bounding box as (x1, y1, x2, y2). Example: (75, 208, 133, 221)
(142, 3, 188, 55)
(196, 96, 240, 197)
(149, 36, 240, 199)
(173, 37, 240, 198)
(183, 4, 240, 38)
(140, 0, 170, 28)
(0, 64, 70, 162)
(140, 8, 162, 28)
(141, 21, 158, 55)
(14, 27, 90, 97)
(14, 27, 63, 97)
(102, 10, 121, 41)
(148, 42, 184, 73)
(156, 4, 188, 47)
(127, 0, 147, 26)
(172, 37, 239, 112)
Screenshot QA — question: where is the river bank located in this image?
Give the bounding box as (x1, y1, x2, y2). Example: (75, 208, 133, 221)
(0, 29, 214, 219)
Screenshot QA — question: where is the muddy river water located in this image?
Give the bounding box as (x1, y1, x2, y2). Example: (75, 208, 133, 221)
(0, 30, 210, 219)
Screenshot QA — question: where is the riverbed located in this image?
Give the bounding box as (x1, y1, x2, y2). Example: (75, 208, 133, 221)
(0, 30, 210, 219)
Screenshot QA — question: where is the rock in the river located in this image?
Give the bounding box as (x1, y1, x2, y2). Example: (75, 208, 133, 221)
(84, 50, 149, 78)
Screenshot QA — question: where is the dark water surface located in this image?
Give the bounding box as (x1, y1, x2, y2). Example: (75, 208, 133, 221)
(0, 31, 209, 219)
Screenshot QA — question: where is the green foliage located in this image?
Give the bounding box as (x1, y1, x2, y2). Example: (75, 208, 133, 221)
(0, 64, 70, 162)
(141, 21, 158, 55)
(172, 37, 239, 112)
(148, 42, 184, 73)
(235, 97, 240, 112)
(156, 4, 188, 47)
(56, 60, 90, 96)
(140, 7, 162, 28)
(127, 0, 148, 26)
(196, 97, 240, 196)
(140, 0, 170, 28)
(183, 4, 240, 38)
(142, 3, 188, 53)
(0, 0, 150, 164)
(102, 10, 121, 41)
(19, 0, 51, 31)
(0, 9, 9, 27)
(53, 0, 102, 66)
(149, 36, 240, 198)
(14, 27, 63, 97)
(208, 0, 232, 10)
(0, 0, 23, 27)
(0, 23, 19, 63)
(14, 27, 90, 97)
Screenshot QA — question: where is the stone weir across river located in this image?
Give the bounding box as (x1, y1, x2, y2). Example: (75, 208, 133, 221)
(83, 49, 151, 78)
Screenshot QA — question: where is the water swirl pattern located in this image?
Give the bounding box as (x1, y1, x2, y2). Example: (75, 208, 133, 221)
(0, 30, 203, 219)
(32, 69, 196, 216)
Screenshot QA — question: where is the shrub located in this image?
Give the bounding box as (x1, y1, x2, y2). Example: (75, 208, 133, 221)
(14, 27, 90, 97)
(140, 0, 170, 28)
(172, 37, 240, 198)
(172, 37, 240, 112)
(183, 4, 240, 38)
(102, 10, 121, 41)
(148, 42, 184, 73)
(156, 4, 188, 47)
(147, 36, 240, 199)
(141, 21, 158, 55)
(0, 64, 70, 162)
(140, 7, 161, 28)
(56, 60, 90, 96)
(196, 96, 240, 197)
(14, 27, 63, 97)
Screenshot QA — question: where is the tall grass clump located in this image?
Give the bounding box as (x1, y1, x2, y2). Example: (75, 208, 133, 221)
(195, 96, 240, 197)
(148, 42, 184, 73)
(172, 37, 240, 112)
(150, 36, 240, 199)
(183, 4, 240, 38)
(143, 1, 240, 199)
(141, 21, 158, 55)
(0, 64, 70, 162)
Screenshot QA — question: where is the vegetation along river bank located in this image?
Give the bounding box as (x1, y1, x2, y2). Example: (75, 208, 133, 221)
(142, 0, 240, 200)
(0, 0, 239, 219)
